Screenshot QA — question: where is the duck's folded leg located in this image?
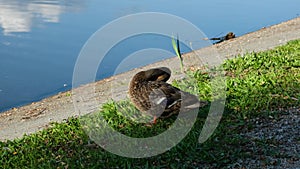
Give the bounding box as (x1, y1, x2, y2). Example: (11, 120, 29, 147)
(144, 115, 157, 127)
(152, 115, 157, 124)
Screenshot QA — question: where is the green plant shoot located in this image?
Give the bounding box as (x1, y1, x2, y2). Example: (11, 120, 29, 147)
(172, 34, 184, 72)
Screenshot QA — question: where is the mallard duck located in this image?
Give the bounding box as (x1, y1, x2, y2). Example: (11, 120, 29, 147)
(210, 32, 236, 44)
(129, 67, 207, 123)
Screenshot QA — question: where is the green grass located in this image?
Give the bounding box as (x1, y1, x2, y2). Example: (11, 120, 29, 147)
(1, 40, 299, 168)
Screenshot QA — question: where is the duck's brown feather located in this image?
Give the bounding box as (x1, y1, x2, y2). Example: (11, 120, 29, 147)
(129, 67, 206, 119)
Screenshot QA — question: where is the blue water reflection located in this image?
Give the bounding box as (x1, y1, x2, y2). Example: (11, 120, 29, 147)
(0, 0, 299, 112)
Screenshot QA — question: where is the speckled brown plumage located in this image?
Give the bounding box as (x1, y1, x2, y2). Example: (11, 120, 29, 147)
(129, 67, 207, 121)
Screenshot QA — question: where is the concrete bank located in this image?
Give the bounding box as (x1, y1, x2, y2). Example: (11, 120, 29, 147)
(1, 17, 300, 141)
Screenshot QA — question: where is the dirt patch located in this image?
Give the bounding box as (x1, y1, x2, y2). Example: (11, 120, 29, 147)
(237, 107, 300, 169)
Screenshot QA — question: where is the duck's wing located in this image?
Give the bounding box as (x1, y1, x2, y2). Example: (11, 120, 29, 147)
(147, 81, 178, 104)
(147, 81, 201, 114)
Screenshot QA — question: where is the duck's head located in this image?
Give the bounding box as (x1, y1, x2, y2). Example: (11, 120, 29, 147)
(225, 32, 235, 40)
(130, 67, 171, 85)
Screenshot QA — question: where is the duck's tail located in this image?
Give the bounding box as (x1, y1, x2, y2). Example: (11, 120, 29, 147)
(180, 91, 207, 112)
